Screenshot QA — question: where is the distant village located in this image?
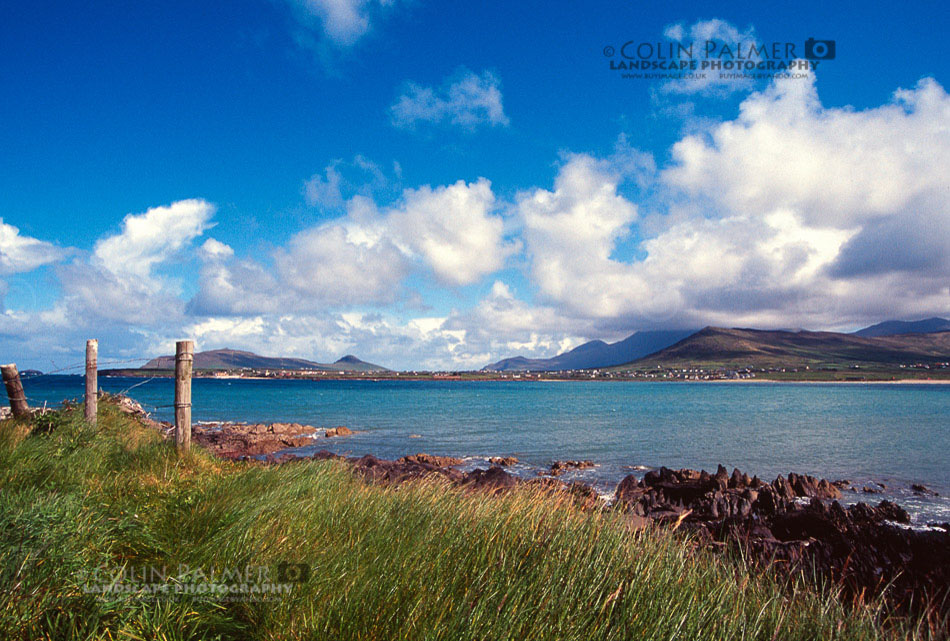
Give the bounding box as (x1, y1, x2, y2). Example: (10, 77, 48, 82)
(162, 361, 950, 382)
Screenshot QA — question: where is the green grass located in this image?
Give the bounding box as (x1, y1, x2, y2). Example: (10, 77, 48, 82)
(0, 400, 943, 640)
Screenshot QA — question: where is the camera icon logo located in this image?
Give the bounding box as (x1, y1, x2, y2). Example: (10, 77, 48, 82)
(276, 562, 310, 583)
(804, 38, 836, 60)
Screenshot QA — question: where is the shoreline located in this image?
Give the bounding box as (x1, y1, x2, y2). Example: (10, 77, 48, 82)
(96, 372, 950, 384)
(169, 409, 950, 523)
(102, 397, 950, 522)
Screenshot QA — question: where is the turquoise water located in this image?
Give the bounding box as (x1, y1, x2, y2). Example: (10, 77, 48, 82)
(21, 376, 950, 522)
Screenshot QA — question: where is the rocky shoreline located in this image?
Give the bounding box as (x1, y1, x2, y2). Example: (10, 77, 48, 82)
(119, 399, 949, 615)
(298, 451, 950, 615)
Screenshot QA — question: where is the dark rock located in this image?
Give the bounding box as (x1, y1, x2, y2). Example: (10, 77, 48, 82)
(610, 462, 950, 614)
(615, 474, 647, 507)
(772, 475, 796, 501)
(867, 500, 910, 525)
(349, 454, 463, 486)
(310, 450, 342, 461)
(911, 483, 939, 496)
(462, 466, 519, 493)
(399, 453, 463, 467)
(714, 464, 729, 490)
(489, 456, 519, 466)
(549, 460, 595, 476)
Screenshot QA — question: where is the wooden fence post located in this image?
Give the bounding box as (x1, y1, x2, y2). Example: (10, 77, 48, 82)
(1, 364, 30, 418)
(85, 339, 98, 425)
(175, 340, 194, 451)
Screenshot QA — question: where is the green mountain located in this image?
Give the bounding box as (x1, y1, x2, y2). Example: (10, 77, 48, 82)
(616, 327, 950, 370)
(141, 349, 388, 372)
(482, 329, 697, 371)
(853, 317, 950, 337)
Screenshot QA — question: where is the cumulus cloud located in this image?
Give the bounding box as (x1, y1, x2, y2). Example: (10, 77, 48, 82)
(93, 199, 215, 280)
(178, 311, 462, 371)
(388, 179, 517, 285)
(0, 219, 67, 275)
(518, 152, 645, 318)
(194, 73, 947, 366)
(664, 76, 950, 283)
(58, 199, 216, 326)
(517, 75, 950, 331)
(184, 175, 515, 326)
(182, 280, 597, 371)
(188, 239, 281, 317)
(390, 69, 509, 130)
(667, 79, 844, 223)
(57, 262, 186, 326)
(276, 216, 410, 306)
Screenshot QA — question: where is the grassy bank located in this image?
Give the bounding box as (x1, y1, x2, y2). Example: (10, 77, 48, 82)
(0, 400, 940, 640)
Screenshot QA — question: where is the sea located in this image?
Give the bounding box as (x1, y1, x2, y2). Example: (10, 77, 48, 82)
(20, 375, 950, 524)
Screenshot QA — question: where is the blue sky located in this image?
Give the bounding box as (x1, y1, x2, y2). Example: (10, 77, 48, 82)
(2, 0, 949, 370)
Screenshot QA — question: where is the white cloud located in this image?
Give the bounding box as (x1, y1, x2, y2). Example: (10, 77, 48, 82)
(303, 155, 393, 209)
(661, 18, 759, 96)
(275, 215, 410, 305)
(665, 76, 950, 230)
(388, 179, 517, 286)
(390, 69, 509, 130)
(518, 153, 645, 318)
(518, 75, 950, 331)
(93, 199, 215, 280)
(284, 0, 393, 47)
(198, 238, 235, 261)
(189, 255, 281, 317)
(0, 219, 67, 275)
(303, 164, 345, 209)
(57, 262, 186, 326)
(268, 177, 513, 304)
(57, 199, 215, 326)
(182, 72, 950, 367)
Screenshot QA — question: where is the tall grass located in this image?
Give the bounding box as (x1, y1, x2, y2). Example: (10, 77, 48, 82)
(0, 400, 940, 640)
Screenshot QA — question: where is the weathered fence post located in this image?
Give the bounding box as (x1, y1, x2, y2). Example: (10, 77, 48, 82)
(1, 364, 30, 418)
(85, 339, 98, 425)
(175, 340, 194, 452)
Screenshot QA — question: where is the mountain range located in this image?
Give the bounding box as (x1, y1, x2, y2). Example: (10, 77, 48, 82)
(136, 318, 950, 375)
(141, 349, 388, 372)
(618, 326, 950, 370)
(482, 330, 697, 371)
(482, 318, 950, 372)
(852, 317, 950, 338)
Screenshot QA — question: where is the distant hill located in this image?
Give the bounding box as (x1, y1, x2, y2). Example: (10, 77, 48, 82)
(618, 327, 950, 370)
(330, 355, 389, 372)
(853, 317, 950, 338)
(141, 349, 388, 372)
(483, 330, 698, 371)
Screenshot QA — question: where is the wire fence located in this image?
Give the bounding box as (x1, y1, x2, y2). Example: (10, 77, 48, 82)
(17, 357, 155, 381)
(9, 355, 176, 415)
